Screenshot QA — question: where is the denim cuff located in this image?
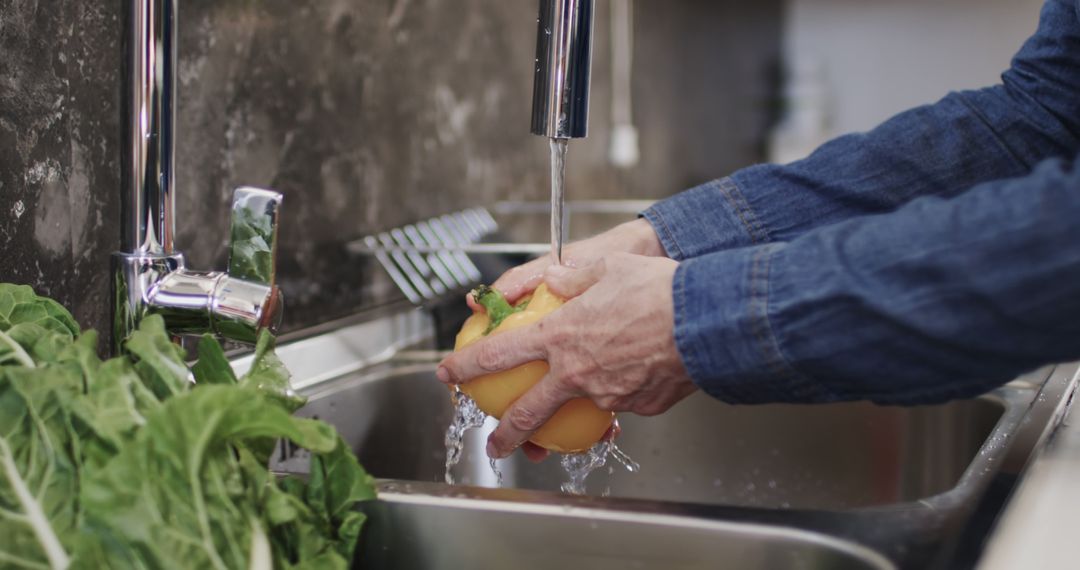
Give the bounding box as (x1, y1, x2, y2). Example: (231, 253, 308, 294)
(643, 177, 769, 262)
(673, 244, 833, 404)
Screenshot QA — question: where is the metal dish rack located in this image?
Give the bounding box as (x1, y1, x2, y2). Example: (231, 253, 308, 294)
(349, 200, 652, 306)
(346, 208, 545, 306)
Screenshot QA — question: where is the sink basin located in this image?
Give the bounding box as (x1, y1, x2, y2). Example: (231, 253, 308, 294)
(285, 362, 1005, 510)
(255, 312, 1070, 570)
(353, 485, 895, 570)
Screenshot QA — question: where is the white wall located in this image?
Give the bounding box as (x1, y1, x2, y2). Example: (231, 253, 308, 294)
(783, 0, 1044, 138)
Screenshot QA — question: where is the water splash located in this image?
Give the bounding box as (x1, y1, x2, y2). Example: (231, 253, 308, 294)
(559, 438, 640, 495)
(444, 392, 487, 484)
(489, 457, 504, 487)
(610, 442, 640, 473)
(444, 395, 640, 494)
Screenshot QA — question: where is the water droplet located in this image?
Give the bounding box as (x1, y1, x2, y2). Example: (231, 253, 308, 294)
(610, 443, 640, 473)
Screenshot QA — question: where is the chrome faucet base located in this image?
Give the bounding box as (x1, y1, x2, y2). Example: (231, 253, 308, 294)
(114, 0, 286, 354)
(112, 182, 284, 352)
(113, 252, 282, 351)
(113, 252, 185, 349)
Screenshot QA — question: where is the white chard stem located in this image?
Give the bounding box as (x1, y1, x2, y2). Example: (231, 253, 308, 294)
(0, 439, 69, 569)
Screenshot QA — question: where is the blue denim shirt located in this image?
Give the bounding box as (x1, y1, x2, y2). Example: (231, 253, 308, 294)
(643, 0, 1080, 405)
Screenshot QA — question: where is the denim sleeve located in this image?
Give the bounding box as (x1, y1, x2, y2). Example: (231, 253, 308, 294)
(645, 0, 1080, 261)
(676, 156, 1080, 405)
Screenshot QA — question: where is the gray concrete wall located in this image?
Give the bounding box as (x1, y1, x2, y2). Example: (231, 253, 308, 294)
(1, 0, 782, 348)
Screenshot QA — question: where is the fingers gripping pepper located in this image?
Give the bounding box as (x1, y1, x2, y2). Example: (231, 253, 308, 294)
(454, 284, 615, 453)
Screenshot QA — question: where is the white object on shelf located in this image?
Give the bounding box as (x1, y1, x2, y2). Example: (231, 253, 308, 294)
(609, 0, 640, 168)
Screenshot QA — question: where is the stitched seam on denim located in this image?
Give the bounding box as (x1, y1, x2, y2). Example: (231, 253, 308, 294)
(999, 72, 1080, 153)
(674, 260, 752, 403)
(646, 208, 687, 260)
(672, 262, 699, 385)
(747, 245, 823, 399)
(747, 246, 788, 379)
(955, 92, 1030, 171)
(718, 177, 772, 245)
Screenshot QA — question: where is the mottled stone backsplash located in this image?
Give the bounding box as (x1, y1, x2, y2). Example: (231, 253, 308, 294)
(1, 0, 781, 349)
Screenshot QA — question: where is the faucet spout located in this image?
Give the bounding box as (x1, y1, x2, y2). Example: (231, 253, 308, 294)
(531, 0, 596, 139)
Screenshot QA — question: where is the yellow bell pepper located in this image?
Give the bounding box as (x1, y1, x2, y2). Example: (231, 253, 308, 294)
(454, 283, 614, 453)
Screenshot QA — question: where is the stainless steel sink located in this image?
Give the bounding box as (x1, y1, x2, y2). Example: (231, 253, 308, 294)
(353, 484, 895, 570)
(254, 313, 1072, 570)
(285, 361, 1009, 510)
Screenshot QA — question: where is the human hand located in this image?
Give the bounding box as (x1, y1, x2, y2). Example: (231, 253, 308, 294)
(439, 253, 697, 460)
(518, 421, 621, 463)
(467, 218, 666, 311)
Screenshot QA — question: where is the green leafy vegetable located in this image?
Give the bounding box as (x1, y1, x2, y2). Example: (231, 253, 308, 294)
(241, 332, 305, 414)
(0, 285, 375, 569)
(0, 284, 79, 340)
(124, 316, 191, 400)
(0, 367, 81, 570)
(0, 329, 35, 368)
(81, 386, 338, 569)
(192, 335, 239, 386)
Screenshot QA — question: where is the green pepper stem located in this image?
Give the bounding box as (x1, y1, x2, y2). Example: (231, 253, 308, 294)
(472, 286, 520, 334)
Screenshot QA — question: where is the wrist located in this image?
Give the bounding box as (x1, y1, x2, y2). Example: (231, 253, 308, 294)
(625, 218, 666, 257)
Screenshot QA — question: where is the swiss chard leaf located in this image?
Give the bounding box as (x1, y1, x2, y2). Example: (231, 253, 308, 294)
(6, 323, 73, 366)
(0, 284, 376, 569)
(0, 329, 35, 368)
(241, 331, 304, 414)
(0, 284, 79, 339)
(0, 366, 83, 570)
(80, 385, 338, 569)
(192, 334, 239, 386)
(311, 437, 374, 561)
(68, 358, 153, 456)
(123, 315, 190, 399)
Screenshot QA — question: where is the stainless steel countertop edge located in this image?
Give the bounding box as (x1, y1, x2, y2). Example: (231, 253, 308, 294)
(977, 362, 1080, 569)
(229, 307, 433, 391)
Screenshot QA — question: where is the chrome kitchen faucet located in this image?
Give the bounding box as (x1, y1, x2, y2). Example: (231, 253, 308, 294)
(112, 0, 284, 352)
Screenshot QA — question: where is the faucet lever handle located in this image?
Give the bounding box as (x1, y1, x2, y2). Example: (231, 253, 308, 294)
(228, 187, 284, 285)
